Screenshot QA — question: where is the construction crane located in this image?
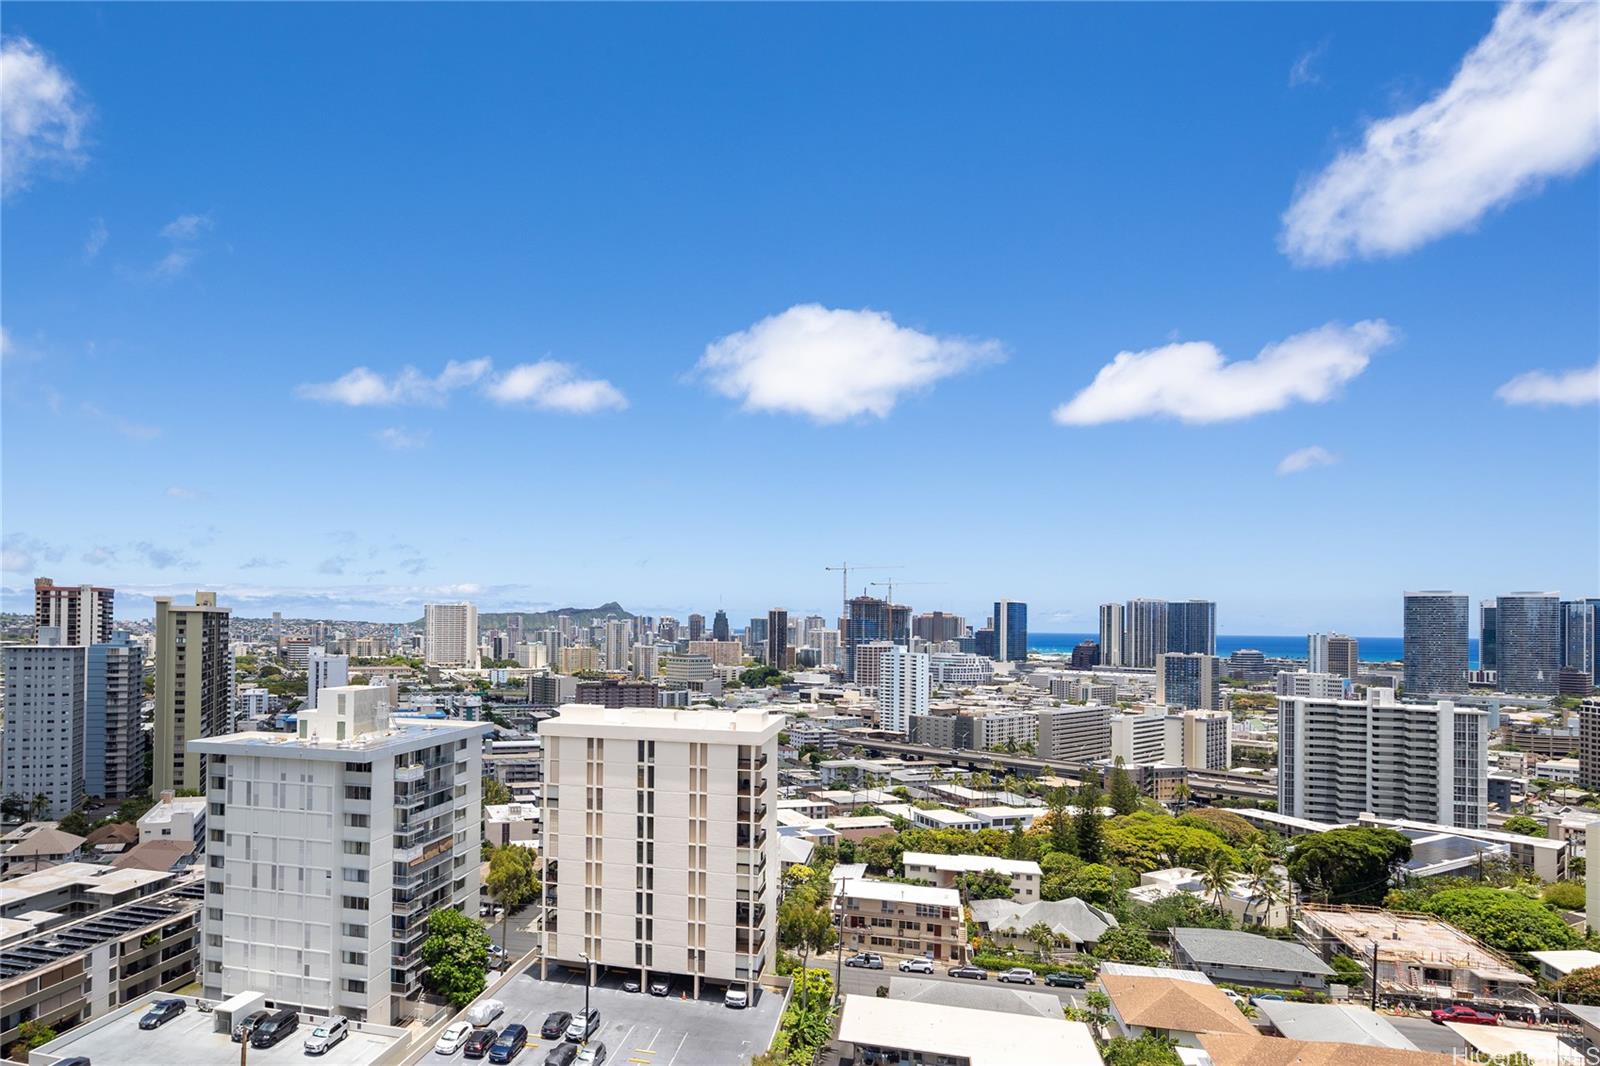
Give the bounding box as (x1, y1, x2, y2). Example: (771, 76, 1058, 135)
(868, 579, 944, 606)
(823, 562, 902, 624)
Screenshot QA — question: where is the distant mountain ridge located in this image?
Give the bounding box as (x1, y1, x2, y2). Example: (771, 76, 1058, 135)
(409, 602, 636, 630)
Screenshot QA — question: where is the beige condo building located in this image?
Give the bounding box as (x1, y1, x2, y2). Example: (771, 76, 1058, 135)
(152, 591, 231, 796)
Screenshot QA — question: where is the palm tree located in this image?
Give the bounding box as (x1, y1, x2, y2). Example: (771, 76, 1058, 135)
(1243, 854, 1286, 928)
(1171, 780, 1192, 809)
(1199, 853, 1237, 912)
(1025, 921, 1056, 961)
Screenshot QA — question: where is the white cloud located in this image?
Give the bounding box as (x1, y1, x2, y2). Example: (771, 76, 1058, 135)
(0, 326, 13, 359)
(696, 304, 1003, 422)
(1495, 361, 1600, 407)
(1283, 3, 1600, 265)
(296, 359, 491, 406)
(84, 217, 107, 261)
(485, 361, 628, 413)
(1277, 445, 1340, 476)
(165, 486, 202, 499)
(1053, 320, 1393, 426)
(2, 532, 63, 573)
(1289, 41, 1328, 88)
(0, 37, 89, 197)
(160, 213, 212, 241)
(374, 426, 428, 450)
(80, 401, 160, 440)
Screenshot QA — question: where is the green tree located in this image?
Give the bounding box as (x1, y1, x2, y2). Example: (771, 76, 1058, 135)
(1005, 824, 1033, 861)
(1093, 924, 1165, 965)
(1329, 952, 1367, 987)
(6, 1019, 56, 1059)
(1287, 827, 1412, 905)
(1075, 780, 1106, 864)
(1176, 808, 1263, 848)
(482, 776, 512, 806)
(58, 809, 91, 836)
(1046, 787, 1075, 857)
(1103, 811, 1239, 873)
(1552, 966, 1600, 1005)
(1102, 1032, 1182, 1066)
(1199, 852, 1237, 911)
(1408, 886, 1580, 954)
(419, 907, 492, 1007)
(29, 793, 49, 820)
(2, 793, 30, 822)
(1059, 863, 1121, 907)
(1243, 854, 1288, 928)
(1025, 921, 1057, 960)
(1502, 814, 1545, 837)
(778, 891, 836, 1013)
(485, 846, 540, 950)
(956, 869, 1015, 901)
(1543, 881, 1586, 911)
(1107, 761, 1141, 816)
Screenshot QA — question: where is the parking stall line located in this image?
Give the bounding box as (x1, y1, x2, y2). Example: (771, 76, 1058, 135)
(664, 1032, 689, 1066)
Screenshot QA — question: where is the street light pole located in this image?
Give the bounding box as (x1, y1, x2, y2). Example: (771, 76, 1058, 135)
(578, 951, 591, 1046)
(834, 877, 847, 1004)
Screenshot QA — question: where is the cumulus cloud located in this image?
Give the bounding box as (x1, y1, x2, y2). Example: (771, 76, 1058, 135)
(374, 426, 428, 450)
(485, 361, 628, 413)
(2, 532, 63, 573)
(1495, 361, 1600, 407)
(1277, 445, 1340, 475)
(317, 555, 352, 576)
(81, 546, 117, 565)
(1283, 3, 1600, 265)
(296, 359, 491, 406)
(0, 36, 90, 197)
(1053, 320, 1393, 426)
(696, 304, 1003, 422)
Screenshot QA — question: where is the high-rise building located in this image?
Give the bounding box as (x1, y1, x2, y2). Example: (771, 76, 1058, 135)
(270, 610, 283, 642)
(1496, 592, 1561, 695)
(1165, 600, 1217, 656)
(633, 643, 660, 679)
(575, 678, 660, 707)
(1155, 653, 1220, 710)
(153, 591, 231, 796)
(423, 601, 480, 668)
(2, 637, 87, 817)
(507, 614, 524, 655)
(767, 609, 789, 669)
(844, 595, 894, 676)
(913, 612, 966, 643)
(33, 577, 115, 646)
(604, 619, 632, 673)
(1278, 688, 1486, 828)
(993, 600, 1028, 663)
(538, 705, 781, 998)
(688, 614, 706, 642)
(712, 610, 731, 642)
(1402, 591, 1469, 696)
(1275, 670, 1348, 700)
(877, 645, 930, 734)
(1561, 599, 1598, 681)
(306, 649, 350, 710)
(1479, 601, 1498, 673)
(1098, 603, 1126, 668)
(1070, 641, 1100, 669)
(1579, 698, 1600, 792)
(1036, 705, 1112, 762)
(87, 632, 147, 799)
(1125, 599, 1169, 669)
(559, 645, 600, 674)
(192, 686, 489, 1023)
(1308, 633, 1360, 679)
(1171, 710, 1231, 770)
(808, 629, 841, 669)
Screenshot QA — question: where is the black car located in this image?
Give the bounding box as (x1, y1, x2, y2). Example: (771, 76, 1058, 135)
(541, 1011, 574, 1040)
(233, 1009, 272, 1042)
(947, 965, 988, 980)
(1045, 971, 1086, 988)
(543, 1044, 578, 1066)
(54, 1059, 92, 1066)
(250, 1008, 299, 1049)
(139, 998, 186, 1030)
(489, 1023, 528, 1064)
(464, 1028, 498, 1059)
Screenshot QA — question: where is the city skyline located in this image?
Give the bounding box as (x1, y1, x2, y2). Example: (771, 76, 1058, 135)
(3, 4, 1596, 635)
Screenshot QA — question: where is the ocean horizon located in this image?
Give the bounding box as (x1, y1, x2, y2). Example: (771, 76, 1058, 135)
(1029, 632, 1482, 668)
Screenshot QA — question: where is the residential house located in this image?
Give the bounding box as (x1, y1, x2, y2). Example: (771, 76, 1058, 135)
(1170, 928, 1335, 990)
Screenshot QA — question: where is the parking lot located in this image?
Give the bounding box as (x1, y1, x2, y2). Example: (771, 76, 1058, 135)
(431, 965, 784, 1066)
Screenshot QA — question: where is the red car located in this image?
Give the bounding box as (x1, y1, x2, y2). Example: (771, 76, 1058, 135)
(1430, 1005, 1500, 1026)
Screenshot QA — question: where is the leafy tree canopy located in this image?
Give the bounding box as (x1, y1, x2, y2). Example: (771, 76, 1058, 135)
(420, 907, 492, 1007)
(1287, 827, 1412, 905)
(1501, 815, 1545, 837)
(1104, 811, 1239, 873)
(1176, 808, 1264, 848)
(1405, 886, 1580, 954)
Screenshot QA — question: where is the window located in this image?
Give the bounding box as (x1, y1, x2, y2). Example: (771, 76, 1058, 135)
(343, 840, 369, 855)
(341, 923, 366, 938)
(341, 951, 367, 965)
(342, 896, 369, 911)
(341, 978, 367, 993)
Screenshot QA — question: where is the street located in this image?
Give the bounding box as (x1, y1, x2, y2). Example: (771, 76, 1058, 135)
(828, 958, 1086, 1008)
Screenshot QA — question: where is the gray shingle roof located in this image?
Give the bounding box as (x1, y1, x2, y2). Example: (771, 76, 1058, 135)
(1171, 927, 1334, 976)
(969, 898, 1118, 943)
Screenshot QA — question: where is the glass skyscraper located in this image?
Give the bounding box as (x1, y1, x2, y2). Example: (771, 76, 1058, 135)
(993, 600, 1028, 662)
(1403, 591, 1469, 695)
(1479, 600, 1497, 672)
(1496, 592, 1561, 695)
(1166, 600, 1217, 656)
(1560, 599, 1598, 680)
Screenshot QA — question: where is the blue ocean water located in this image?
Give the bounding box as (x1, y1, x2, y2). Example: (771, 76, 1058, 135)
(1029, 632, 1480, 667)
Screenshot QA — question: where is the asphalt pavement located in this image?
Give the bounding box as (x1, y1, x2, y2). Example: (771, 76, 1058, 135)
(827, 958, 1086, 1008)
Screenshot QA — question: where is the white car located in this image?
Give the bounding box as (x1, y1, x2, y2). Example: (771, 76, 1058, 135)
(898, 958, 934, 974)
(467, 998, 505, 1027)
(304, 1016, 348, 1055)
(574, 1042, 608, 1066)
(997, 967, 1037, 985)
(724, 987, 748, 1009)
(1223, 989, 1246, 1008)
(435, 1022, 473, 1054)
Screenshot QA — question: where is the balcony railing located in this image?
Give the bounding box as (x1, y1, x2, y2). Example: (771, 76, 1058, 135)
(738, 753, 770, 771)
(736, 901, 767, 925)
(736, 826, 768, 848)
(395, 763, 426, 783)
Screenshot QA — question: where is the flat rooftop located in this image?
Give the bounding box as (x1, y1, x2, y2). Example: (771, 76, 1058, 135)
(1300, 905, 1532, 984)
(542, 703, 785, 737)
(33, 996, 406, 1066)
(836, 994, 1098, 1066)
(834, 878, 960, 907)
(0, 861, 173, 908)
(902, 851, 1042, 876)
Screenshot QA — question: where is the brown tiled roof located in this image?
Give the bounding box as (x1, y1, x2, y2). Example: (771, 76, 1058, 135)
(110, 839, 194, 871)
(3, 828, 86, 857)
(85, 822, 140, 848)
(1200, 1033, 1457, 1066)
(1099, 973, 1257, 1036)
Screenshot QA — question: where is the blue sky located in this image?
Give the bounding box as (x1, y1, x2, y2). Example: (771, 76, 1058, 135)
(3, 3, 1596, 633)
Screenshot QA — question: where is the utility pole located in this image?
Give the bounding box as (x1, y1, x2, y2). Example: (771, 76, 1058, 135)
(1369, 940, 1379, 1012)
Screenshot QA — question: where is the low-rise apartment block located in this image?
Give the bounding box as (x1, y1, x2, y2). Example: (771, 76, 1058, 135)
(902, 852, 1042, 902)
(833, 879, 966, 962)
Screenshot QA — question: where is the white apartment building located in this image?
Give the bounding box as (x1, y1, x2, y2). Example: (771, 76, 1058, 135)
(928, 652, 993, 687)
(1278, 688, 1487, 829)
(603, 620, 631, 673)
(538, 705, 781, 998)
(1050, 677, 1118, 705)
(877, 646, 930, 734)
(1110, 707, 1231, 769)
(1, 640, 87, 818)
(662, 653, 715, 684)
(138, 789, 208, 847)
(1036, 704, 1112, 762)
(1111, 710, 1168, 766)
(1275, 670, 1348, 700)
(424, 601, 480, 668)
(307, 649, 350, 710)
(516, 641, 550, 670)
(902, 852, 1042, 902)
(1099, 603, 1126, 668)
(236, 685, 272, 718)
(190, 685, 490, 1023)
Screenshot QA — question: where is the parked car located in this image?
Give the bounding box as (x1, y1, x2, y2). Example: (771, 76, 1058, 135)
(724, 987, 749, 1009)
(649, 977, 672, 996)
(489, 1024, 529, 1064)
(233, 1009, 272, 1041)
(543, 1044, 577, 1066)
(463, 1028, 498, 1059)
(250, 1008, 299, 1049)
(1249, 993, 1286, 1006)
(574, 1043, 608, 1066)
(998, 968, 1037, 985)
(488, 945, 510, 968)
(435, 1022, 474, 1054)
(55, 1059, 92, 1066)
(564, 1010, 600, 1042)
(139, 998, 187, 1030)
(898, 957, 933, 974)
(947, 965, 988, 980)
(621, 977, 641, 993)
(1223, 990, 1246, 1008)
(469, 999, 506, 1027)
(1431, 1005, 1500, 1026)
(305, 1016, 349, 1055)
(540, 1012, 574, 1040)
(844, 952, 884, 969)
(1045, 972, 1085, 989)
